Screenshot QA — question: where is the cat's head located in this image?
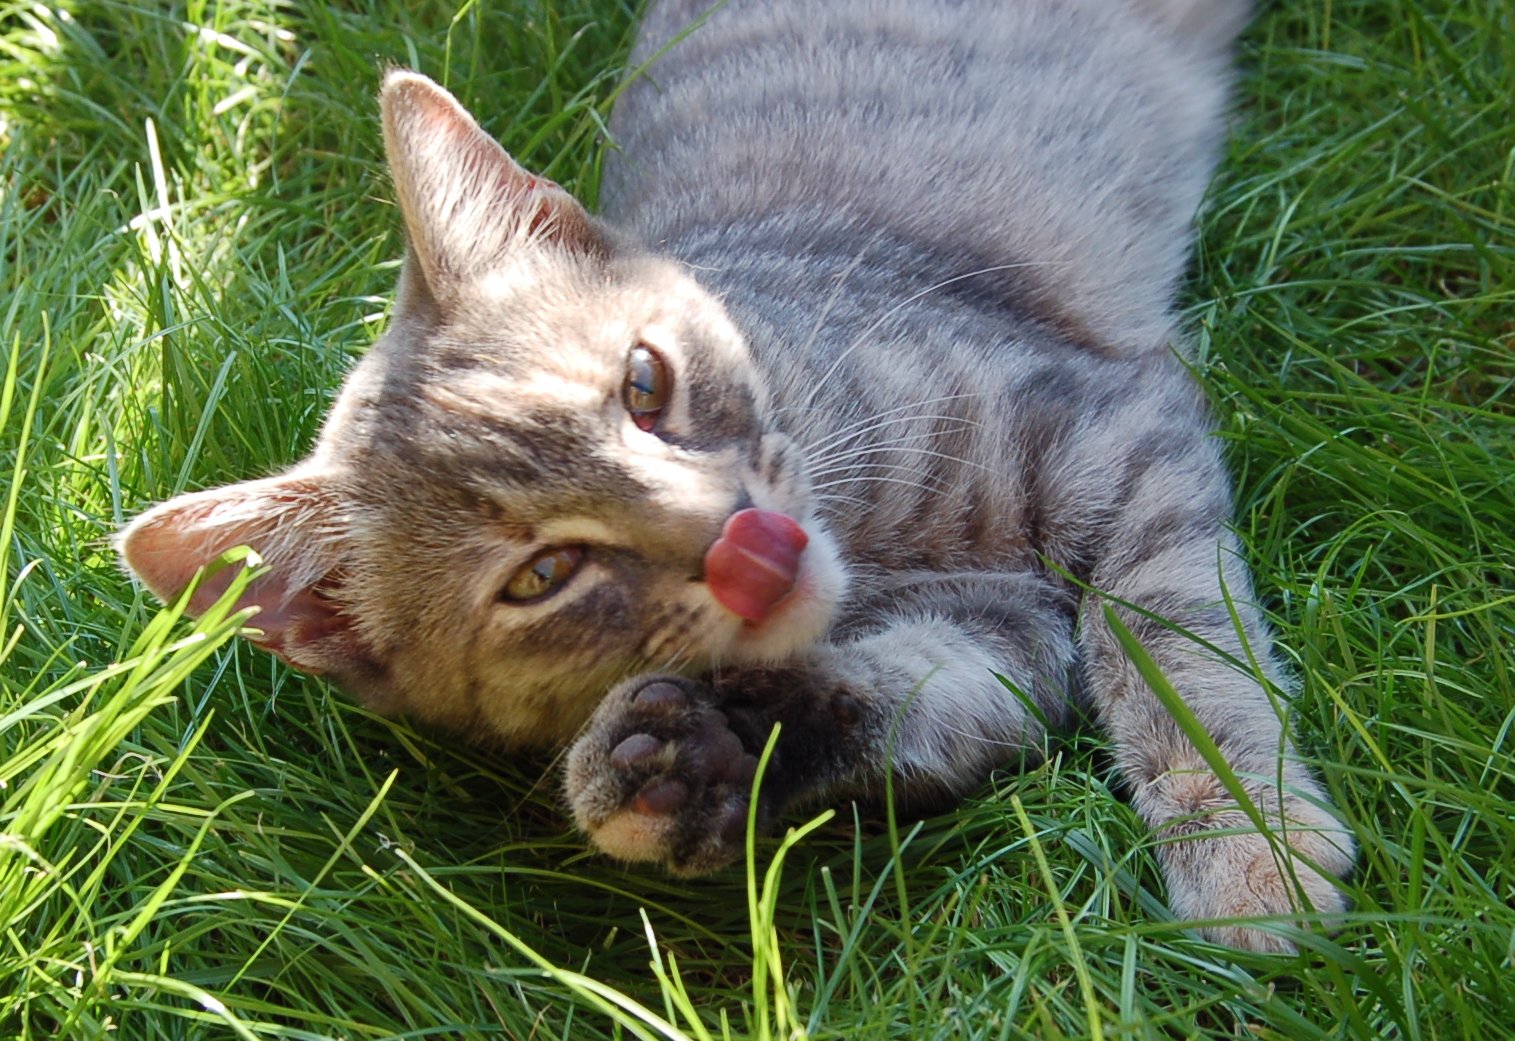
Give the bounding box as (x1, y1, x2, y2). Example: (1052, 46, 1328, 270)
(118, 71, 847, 744)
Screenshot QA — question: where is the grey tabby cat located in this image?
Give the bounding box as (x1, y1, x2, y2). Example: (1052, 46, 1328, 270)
(120, 0, 1355, 951)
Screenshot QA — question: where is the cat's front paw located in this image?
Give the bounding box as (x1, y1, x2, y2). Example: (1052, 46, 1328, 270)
(565, 676, 770, 875)
(1159, 796, 1355, 954)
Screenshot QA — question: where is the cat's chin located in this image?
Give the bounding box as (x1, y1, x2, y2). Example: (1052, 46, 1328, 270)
(719, 521, 849, 662)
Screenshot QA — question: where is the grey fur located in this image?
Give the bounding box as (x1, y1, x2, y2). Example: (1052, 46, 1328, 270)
(120, 0, 1354, 952)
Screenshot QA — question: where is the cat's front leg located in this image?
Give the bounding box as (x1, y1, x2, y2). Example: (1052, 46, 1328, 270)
(566, 573, 1077, 874)
(562, 671, 834, 875)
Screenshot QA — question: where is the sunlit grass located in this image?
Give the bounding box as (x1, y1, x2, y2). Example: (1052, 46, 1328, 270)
(2, 0, 1510, 1037)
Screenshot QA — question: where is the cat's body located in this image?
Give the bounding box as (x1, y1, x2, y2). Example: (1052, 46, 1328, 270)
(121, 0, 1354, 952)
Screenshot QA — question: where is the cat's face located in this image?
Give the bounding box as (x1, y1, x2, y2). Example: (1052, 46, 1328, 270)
(118, 71, 847, 744)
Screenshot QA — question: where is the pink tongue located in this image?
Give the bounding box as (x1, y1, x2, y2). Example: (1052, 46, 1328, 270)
(705, 509, 809, 622)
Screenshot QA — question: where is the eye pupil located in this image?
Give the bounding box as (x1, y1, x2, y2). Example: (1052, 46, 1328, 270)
(625, 343, 669, 431)
(500, 546, 584, 603)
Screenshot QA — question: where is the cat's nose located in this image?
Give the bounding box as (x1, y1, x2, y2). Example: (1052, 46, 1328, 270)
(704, 508, 808, 622)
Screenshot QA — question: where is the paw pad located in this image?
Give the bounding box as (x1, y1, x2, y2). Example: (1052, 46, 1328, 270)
(633, 681, 687, 712)
(610, 733, 665, 770)
(565, 675, 774, 874)
(632, 778, 689, 815)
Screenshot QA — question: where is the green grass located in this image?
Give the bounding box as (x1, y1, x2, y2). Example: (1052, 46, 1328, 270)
(2, 0, 1511, 1037)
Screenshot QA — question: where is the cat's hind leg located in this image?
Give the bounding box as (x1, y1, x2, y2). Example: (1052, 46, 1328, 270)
(1064, 392, 1356, 952)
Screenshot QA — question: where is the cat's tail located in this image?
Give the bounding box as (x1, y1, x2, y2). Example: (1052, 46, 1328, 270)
(1133, 0, 1252, 52)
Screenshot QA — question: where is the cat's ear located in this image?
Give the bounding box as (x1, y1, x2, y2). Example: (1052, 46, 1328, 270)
(118, 473, 376, 681)
(378, 69, 601, 306)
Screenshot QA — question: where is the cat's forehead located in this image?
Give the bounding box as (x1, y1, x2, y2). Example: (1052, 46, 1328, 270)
(358, 357, 634, 507)
(439, 252, 720, 358)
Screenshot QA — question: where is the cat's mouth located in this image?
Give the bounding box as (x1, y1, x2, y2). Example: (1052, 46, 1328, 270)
(702, 508, 846, 659)
(704, 508, 809, 622)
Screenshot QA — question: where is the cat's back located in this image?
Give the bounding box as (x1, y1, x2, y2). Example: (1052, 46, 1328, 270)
(602, 0, 1247, 354)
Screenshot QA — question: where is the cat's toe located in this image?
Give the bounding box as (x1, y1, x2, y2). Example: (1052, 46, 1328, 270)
(1161, 802, 1355, 954)
(1197, 843, 1351, 953)
(610, 733, 669, 771)
(565, 675, 770, 874)
(631, 680, 690, 713)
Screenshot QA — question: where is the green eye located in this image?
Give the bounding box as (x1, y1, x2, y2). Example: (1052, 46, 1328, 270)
(499, 546, 585, 603)
(624, 343, 670, 432)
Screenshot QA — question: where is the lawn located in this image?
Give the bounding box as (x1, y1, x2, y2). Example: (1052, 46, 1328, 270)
(1, 0, 1511, 1038)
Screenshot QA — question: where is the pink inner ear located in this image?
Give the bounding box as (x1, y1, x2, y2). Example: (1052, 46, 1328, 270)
(176, 562, 340, 655)
(379, 69, 601, 295)
(237, 584, 351, 664)
(119, 474, 360, 675)
(181, 558, 245, 616)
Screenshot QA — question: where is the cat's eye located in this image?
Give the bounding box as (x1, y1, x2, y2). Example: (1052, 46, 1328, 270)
(499, 546, 585, 603)
(624, 343, 670, 432)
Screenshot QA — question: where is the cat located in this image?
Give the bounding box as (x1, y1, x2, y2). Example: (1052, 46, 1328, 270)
(119, 0, 1355, 952)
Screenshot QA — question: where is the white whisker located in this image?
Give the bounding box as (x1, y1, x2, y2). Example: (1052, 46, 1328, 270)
(814, 492, 873, 512)
(812, 474, 948, 495)
(776, 390, 980, 422)
(790, 234, 888, 367)
(805, 409, 980, 462)
(788, 260, 1059, 418)
(808, 459, 952, 485)
(811, 445, 995, 479)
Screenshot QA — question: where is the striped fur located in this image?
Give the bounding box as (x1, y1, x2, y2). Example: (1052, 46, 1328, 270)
(120, 0, 1353, 952)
